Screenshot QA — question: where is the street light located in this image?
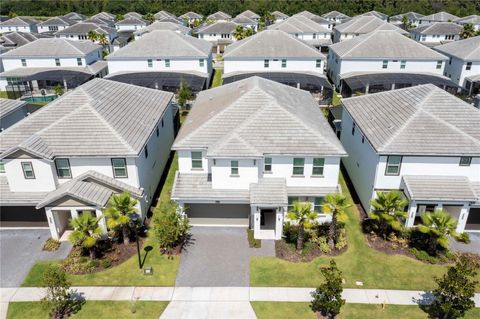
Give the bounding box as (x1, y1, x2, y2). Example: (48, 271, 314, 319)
(129, 213, 142, 269)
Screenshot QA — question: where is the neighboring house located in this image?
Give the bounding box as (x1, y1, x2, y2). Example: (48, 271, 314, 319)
(196, 21, 238, 54)
(54, 22, 118, 52)
(267, 15, 332, 50)
(222, 30, 330, 95)
(91, 12, 116, 21)
(206, 11, 231, 22)
(0, 31, 50, 50)
(124, 12, 143, 20)
(272, 11, 289, 23)
(0, 17, 38, 33)
(434, 36, 480, 94)
(0, 78, 175, 239)
(356, 10, 388, 21)
(37, 16, 77, 34)
(410, 22, 462, 46)
(171, 76, 346, 240)
(295, 10, 333, 29)
(115, 16, 148, 31)
(238, 10, 260, 21)
(154, 10, 177, 21)
(327, 30, 451, 96)
(0, 38, 107, 95)
(321, 11, 350, 24)
(84, 17, 115, 28)
(0, 98, 28, 131)
(418, 11, 459, 25)
(455, 15, 480, 31)
(63, 12, 87, 22)
(231, 15, 258, 31)
(111, 36, 129, 52)
(333, 16, 407, 42)
(106, 30, 212, 92)
(389, 12, 424, 27)
(133, 21, 191, 38)
(179, 11, 203, 25)
(340, 84, 480, 233)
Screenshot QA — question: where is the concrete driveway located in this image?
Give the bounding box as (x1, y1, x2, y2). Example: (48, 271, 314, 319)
(450, 232, 480, 254)
(175, 227, 274, 287)
(0, 229, 71, 287)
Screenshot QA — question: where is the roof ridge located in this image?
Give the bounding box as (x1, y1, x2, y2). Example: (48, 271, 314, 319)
(63, 38, 87, 55)
(337, 31, 377, 57)
(175, 31, 209, 55)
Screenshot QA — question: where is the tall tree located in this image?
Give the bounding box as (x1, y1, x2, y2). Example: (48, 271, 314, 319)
(322, 193, 351, 250)
(177, 79, 193, 108)
(87, 30, 99, 42)
(97, 33, 110, 51)
(103, 192, 138, 245)
(369, 191, 408, 238)
(233, 25, 246, 40)
(287, 201, 318, 251)
(310, 260, 345, 319)
(69, 212, 102, 260)
(461, 23, 476, 39)
(418, 209, 457, 255)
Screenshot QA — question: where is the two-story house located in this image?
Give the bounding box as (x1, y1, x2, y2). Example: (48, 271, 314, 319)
(0, 79, 175, 239)
(455, 15, 480, 31)
(106, 30, 212, 92)
(171, 76, 346, 240)
(37, 16, 77, 34)
(321, 11, 350, 24)
(327, 30, 452, 96)
(389, 12, 424, 27)
(231, 15, 258, 32)
(272, 11, 289, 24)
(238, 10, 260, 22)
(410, 22, 462, 46)
(196, 21, 238, 54)
(222, 30, 330, 94)
(133, 21, 191, 39)
(0, 31, 50, 51)
(206, 11, 231, 22)
(54, 22, 118, 52)
(356, 10, 388, 21)
(332, 16, 407, 43)
(434, 36, 480, 94)
(62, 12, 87, 22)
(418, 11, 459, 25)
(0, 17, 38, 33)
(179, 12, 203, 26)
(115, 16, 148, 31)
(295, 11, 333, 30)
(340, 84, 480, 233)
(91, 12, 116, 22)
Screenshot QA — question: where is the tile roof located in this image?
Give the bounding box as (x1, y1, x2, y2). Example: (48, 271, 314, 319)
(231, 15, 257, 25)
(63, 12, 87, 21)
(1, 38, 101, 57)
(0, 32, 50, 48)
(133, 21, 191, 36)
(173, 76, 346, 157)
(154, 10, 176, 20)
(115, 16, 148, 26)
(0, 17, 38, 26)
(223, 30, 325, 58)
(0, 98, 26, 118)
(0, 62, 107, 78)
(329, 30, 447, 60)
(238, 10, 260, 20)
(402, 175, 477, 202)
(455, 15, 480, 25)
(54, 22, 116, 35)
(334, 16, 407, 34)
(0, 78, 173, 159)
(419, 11, 459, 22)
(37, 16, 76, 27)
(0, 175, 47, 205)
(91, 12, 115, 21)
(322, 11, 350, 20)
(356, 10, 388, 20)
(197, 21, 237, 34)
(124, 12, 143, 19)
(389, 12, 424, 21)
(411, 22, 462, 35)
(294, 11, 330, 25)
(434, 36, 480, 61)
(207, 11, 232, 21)
(250, 178, 288, 206)
(84, 17, 115, 27)
(179, 12, 203, 20)
(272, 11, 289, 19)
(342, 84, 480, 156)
(107, 30, 211, 59)
(267, 15, 331, 34)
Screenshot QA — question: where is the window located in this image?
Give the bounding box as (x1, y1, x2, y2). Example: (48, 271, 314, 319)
(21, 162, 35, 179)
(156, 126, 159, 136)
(466, 62, 472, 71)
(21, 59, 27, 67)
(312, 158, 325, 176)
(77, 58, 82, 66)
(165, 59, 170, 67)
(316, 59, 321, 68)
(421, 35, 426, 41)
(313, 33, 316, 39)
(314, 197, 323, 213)
(264, 59, 269, 68)
(191, 151, 202, 169)
(199, 59, 204, 67)
(382, 60, 388, 69)
(55, 158, 71, 179)
(147, 59, 153, 68)
(362, 135, 365, 143)
(288, 197, 299, 212)
(351, 122, 356, 135)
(436, 60, 443, 69)
(161, 119, 164, 127)
(0, 160, 5, 173)
(264, 157, 272, 173)
(231, 160, 239, 175)
(111, 158, 128, 178)
(55, 58, 61, 66)
(281, 59, 286, 68)
(144, 146, 148, 158)
(448, 57, 452, 65)
(385, 155, 402, 176)
(400, 60, 406, 69)
(459, 157, 472, 166)
(292, 158, 305, 176)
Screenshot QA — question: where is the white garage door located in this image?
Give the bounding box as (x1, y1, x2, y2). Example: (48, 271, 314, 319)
(185, 204, 250, 227)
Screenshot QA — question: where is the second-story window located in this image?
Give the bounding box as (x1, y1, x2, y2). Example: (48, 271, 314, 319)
(352, 122, 356, 135)
(77, 58, 83, 66)
(199, 59, 204, 67)
(281, 59, 287, 68)
(111, 158, 128, 178)
(21, 59, 27, 67)
(292, 158, 305, 176)
(191, 151, 202, 169)
(459, 157, 472, 166)
(264, 59, 269, 68)
(55, 58, 61, 66)
(147, 59, 153, 68)
(55, 158, 72, 179)
(165, 59, 170, 67)
(385, 155, 402, 176)
(144, 145, 148, 158)
(466, 62, 472, 71)
(231, 160, 239, 176)
(312, 158, 325, 176)
(264, 157, 272, 173)
(0, 160, 5, 173)
(382, 60, 388, 69)
(316, 59, 321, 68)
(21, 162, 35, 179)
(400, 60, 406, 69)
(436, 60, 443, 69)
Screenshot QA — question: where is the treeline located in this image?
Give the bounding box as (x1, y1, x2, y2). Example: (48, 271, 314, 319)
(1, 0, 479, 18)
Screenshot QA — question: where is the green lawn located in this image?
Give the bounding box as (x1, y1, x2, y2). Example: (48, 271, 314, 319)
(251, 302, 480, 319)
(251, 173, 480, 290)
(332, 92, 342, 106)
(211, 68, 223, 88)
(7, 301, 168, 319)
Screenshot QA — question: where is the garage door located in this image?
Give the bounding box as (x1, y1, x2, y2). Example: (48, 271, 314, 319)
(465, 208, 480, 231)
(0, 206, 48, 227)
(185, 204, 250, 227)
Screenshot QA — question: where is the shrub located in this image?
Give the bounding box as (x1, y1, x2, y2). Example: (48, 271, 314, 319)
(310, 260, 345, 317)
(335, 228, 347, 250)
(43, 238, 61, 251)
(153, 201, 190, 250)
(317, 237, 331, 254)
(41, 265, 71, 318)
(100, 259, 112, 269)
(410, 248, 439, 264)
(456, 232, 471, 244)
(247, 229, 261, 248)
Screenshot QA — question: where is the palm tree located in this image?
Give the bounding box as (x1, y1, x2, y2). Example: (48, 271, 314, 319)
(287, 201, 318, 251)
(418, 209, 457, 255)
(263, 12, 275, 25)
(87, 30, 99, 42)
(103, 192, 138, 245)
(244, 27, 255, 37)
(322, 193, 351, 250)
(370, 191, 408, 238)
(115, 14, 124, 21)
(143, 13, 155, 24)
(97, 33, 110, 52)
(233, 25, 246, 40)
(461, 23, 476, 39)
(69, 212, 102, 259)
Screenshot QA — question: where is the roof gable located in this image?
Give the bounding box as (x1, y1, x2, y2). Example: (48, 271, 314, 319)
(334, 16, 406, 34)
(267, 15, 331, 33)
(434, 36, 480, 61)
(1, 38, 101, 57)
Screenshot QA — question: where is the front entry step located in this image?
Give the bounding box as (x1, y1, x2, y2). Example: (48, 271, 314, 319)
(255, 229, 275, 240)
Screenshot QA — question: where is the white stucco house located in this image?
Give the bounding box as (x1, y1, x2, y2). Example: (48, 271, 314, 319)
(179, 12, 203, 25)
(294, 11, 333, 30)
(231, 15, 258, 32)
(272, 11, 289, 23)
(171, 76, 347, 240)
(322, 11, 350, 24)
(0, 17, 38, 33)
(340, 84, 480, 233)
(133, 21, 191, 38)
(206, 11, 231, 22)
(0, 78, 175, 239)
(410, 22, 462, 46)
(196, 21, 238, 54)
(115, 16, 148, 31)
(418, 11, 459, 25)
(455, 15, 480, 31)
(332, 16, 407, 43)
(106, 30, 212, 92)
(37, 16, 77, 34)
(62, 12, 87, 22)
(356, 10, 388, 21)
(389, 12, 424, 27)
(0, 98, 28, 131)
(54, 22, 118, 52)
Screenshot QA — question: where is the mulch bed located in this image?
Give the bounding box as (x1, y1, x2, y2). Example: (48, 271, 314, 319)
(365, 233, 415, 259)
(275, 240, 346, 263)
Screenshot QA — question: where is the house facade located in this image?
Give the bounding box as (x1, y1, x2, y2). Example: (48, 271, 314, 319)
(133, 21, 191, 39)
(0, 79, 175, 239)
(54, 22, 117, 52)
(37, 16, 76, 34)
(171, 77, 346, 240)
(332, 16, 407, 43)
(206, 11, 232, 22)
(410, 22, 462, 46)
(455, 15, 480, 31)
(197, 21, 238, 54)
(340, 84, 480, 233)
(418, 11, 459, 25)
(115, 17, 148, 31)
(0, 17, 38, 33)
(321, 11, 350, 24)
(272, 11, 289, 23)
(389, 12, 424, 27)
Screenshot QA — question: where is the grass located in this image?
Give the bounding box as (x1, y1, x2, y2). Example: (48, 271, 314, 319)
(247, 229, 262, 248)
(251, 302, 480, 319)
(0, 91, 9, 98)
(332, 92, 342, 106)
(6, 301, 168, 319)
(250, 172, 480, 290)
(211, 68, 223, 88)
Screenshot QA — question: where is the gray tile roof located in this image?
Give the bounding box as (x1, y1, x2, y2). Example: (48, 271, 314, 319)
(107, 30, 211, 59)
(356, 11, 388, 20)
(154, 10, 176, 20)
(238, 10, 260, 20)
(322, 11, 350, 20)
(54, 22, 116, 36)
(411, 22, 462, 35)
(207, 11, 231, 21)
(0, 32, 50, 48)
(0, 98, 26, 118)
(1, 38, 101, 57)
(124, 12, 143, 19)
(232, 15, 257, 25)
(173, 76, 346, 157)
(250, 178, 288, 206)
(84, 17, 115, 27)
(455, 15, 480, 25)
(342, 84, 480, 156)
(0, 62, 106, 78)
(272, 11, 289, 19)
(63, 12, 87, 21)
(330, 30, 447, 60)
(0, 175, 47, 205)
(197, 21, 237, 34)
(37, 16, 76, 27)
(116, 17, 147, 26)
(294, 11, 330, 25)
(402, 175, 477, 202)
(334, 16, 407, 34)
(223, 30, 325, 59)
(267, 15, 331, 34)
(0, 78, 173, 159)
(434, 36, 480, 61)
(0, 17, 38, 26)
(36, 170, 143, 209)
(155, 16, 184, 24)
(179, 12, 203, 20)
(389, 12, 424, 22)
(133, 21, 191, 36)
(91, 12, 115, 21)
(419, 11, 459, 22)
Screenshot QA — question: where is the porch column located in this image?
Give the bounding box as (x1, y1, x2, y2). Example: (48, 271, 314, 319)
(177, 202, 185, 215)
(63, 77, 68, 90)
(391, 83, 395, 90)
(455, 205, 470, 233)
(95, 209, 107, 234)
(252, 206, 261, 235)
(275, 207, 284, 240)
(406, 201, 417, 228)
(45, 208, 59, 240)
(436, 203, 443, 210)
(70, 208, 79, 220)
(365, 83, 369, 94)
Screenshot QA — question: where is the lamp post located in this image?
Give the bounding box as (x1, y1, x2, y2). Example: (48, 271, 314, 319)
(129, 213, 142, 269)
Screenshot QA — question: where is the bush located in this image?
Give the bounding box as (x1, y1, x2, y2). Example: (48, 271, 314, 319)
(317, 237, 331, 254)
(153, 201, 190, 250)
(100, 259, 112, 269)
(335, 228, 347, 250)
(41, 265, 71, 318)
(456, 232, 471, 244)
(43, 238, 61, 251)
(247, 229, 261, 248)
(410, 248, 438, 264)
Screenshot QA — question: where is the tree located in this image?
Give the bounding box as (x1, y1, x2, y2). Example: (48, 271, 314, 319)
(97, 33, 110, 51)
(87, 30, 98, 42)
(115, 13, 124, 21)
(41, 265, 71, 319)
(244, 26, 255, 37)
(429, 256, 478, 319)
(287, 201, 318, 251)
(8, 11, 17, 18)
(177, 79, 193, 108)
(263, 11, 275, 25)
(233, 25, 246, 40)
(53, 84, 65, 96)
(104, 192, 138, 245)
(369, 191, 408, 238)
(418, 209, 457, 255)
(143, 13, 155, 24)
(153, 201, 190, 252)
(322, 193, 351, 250)
(68, 212, 102, 260)
(310, 260, 345, 319)
(461, 23, 476, 39)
